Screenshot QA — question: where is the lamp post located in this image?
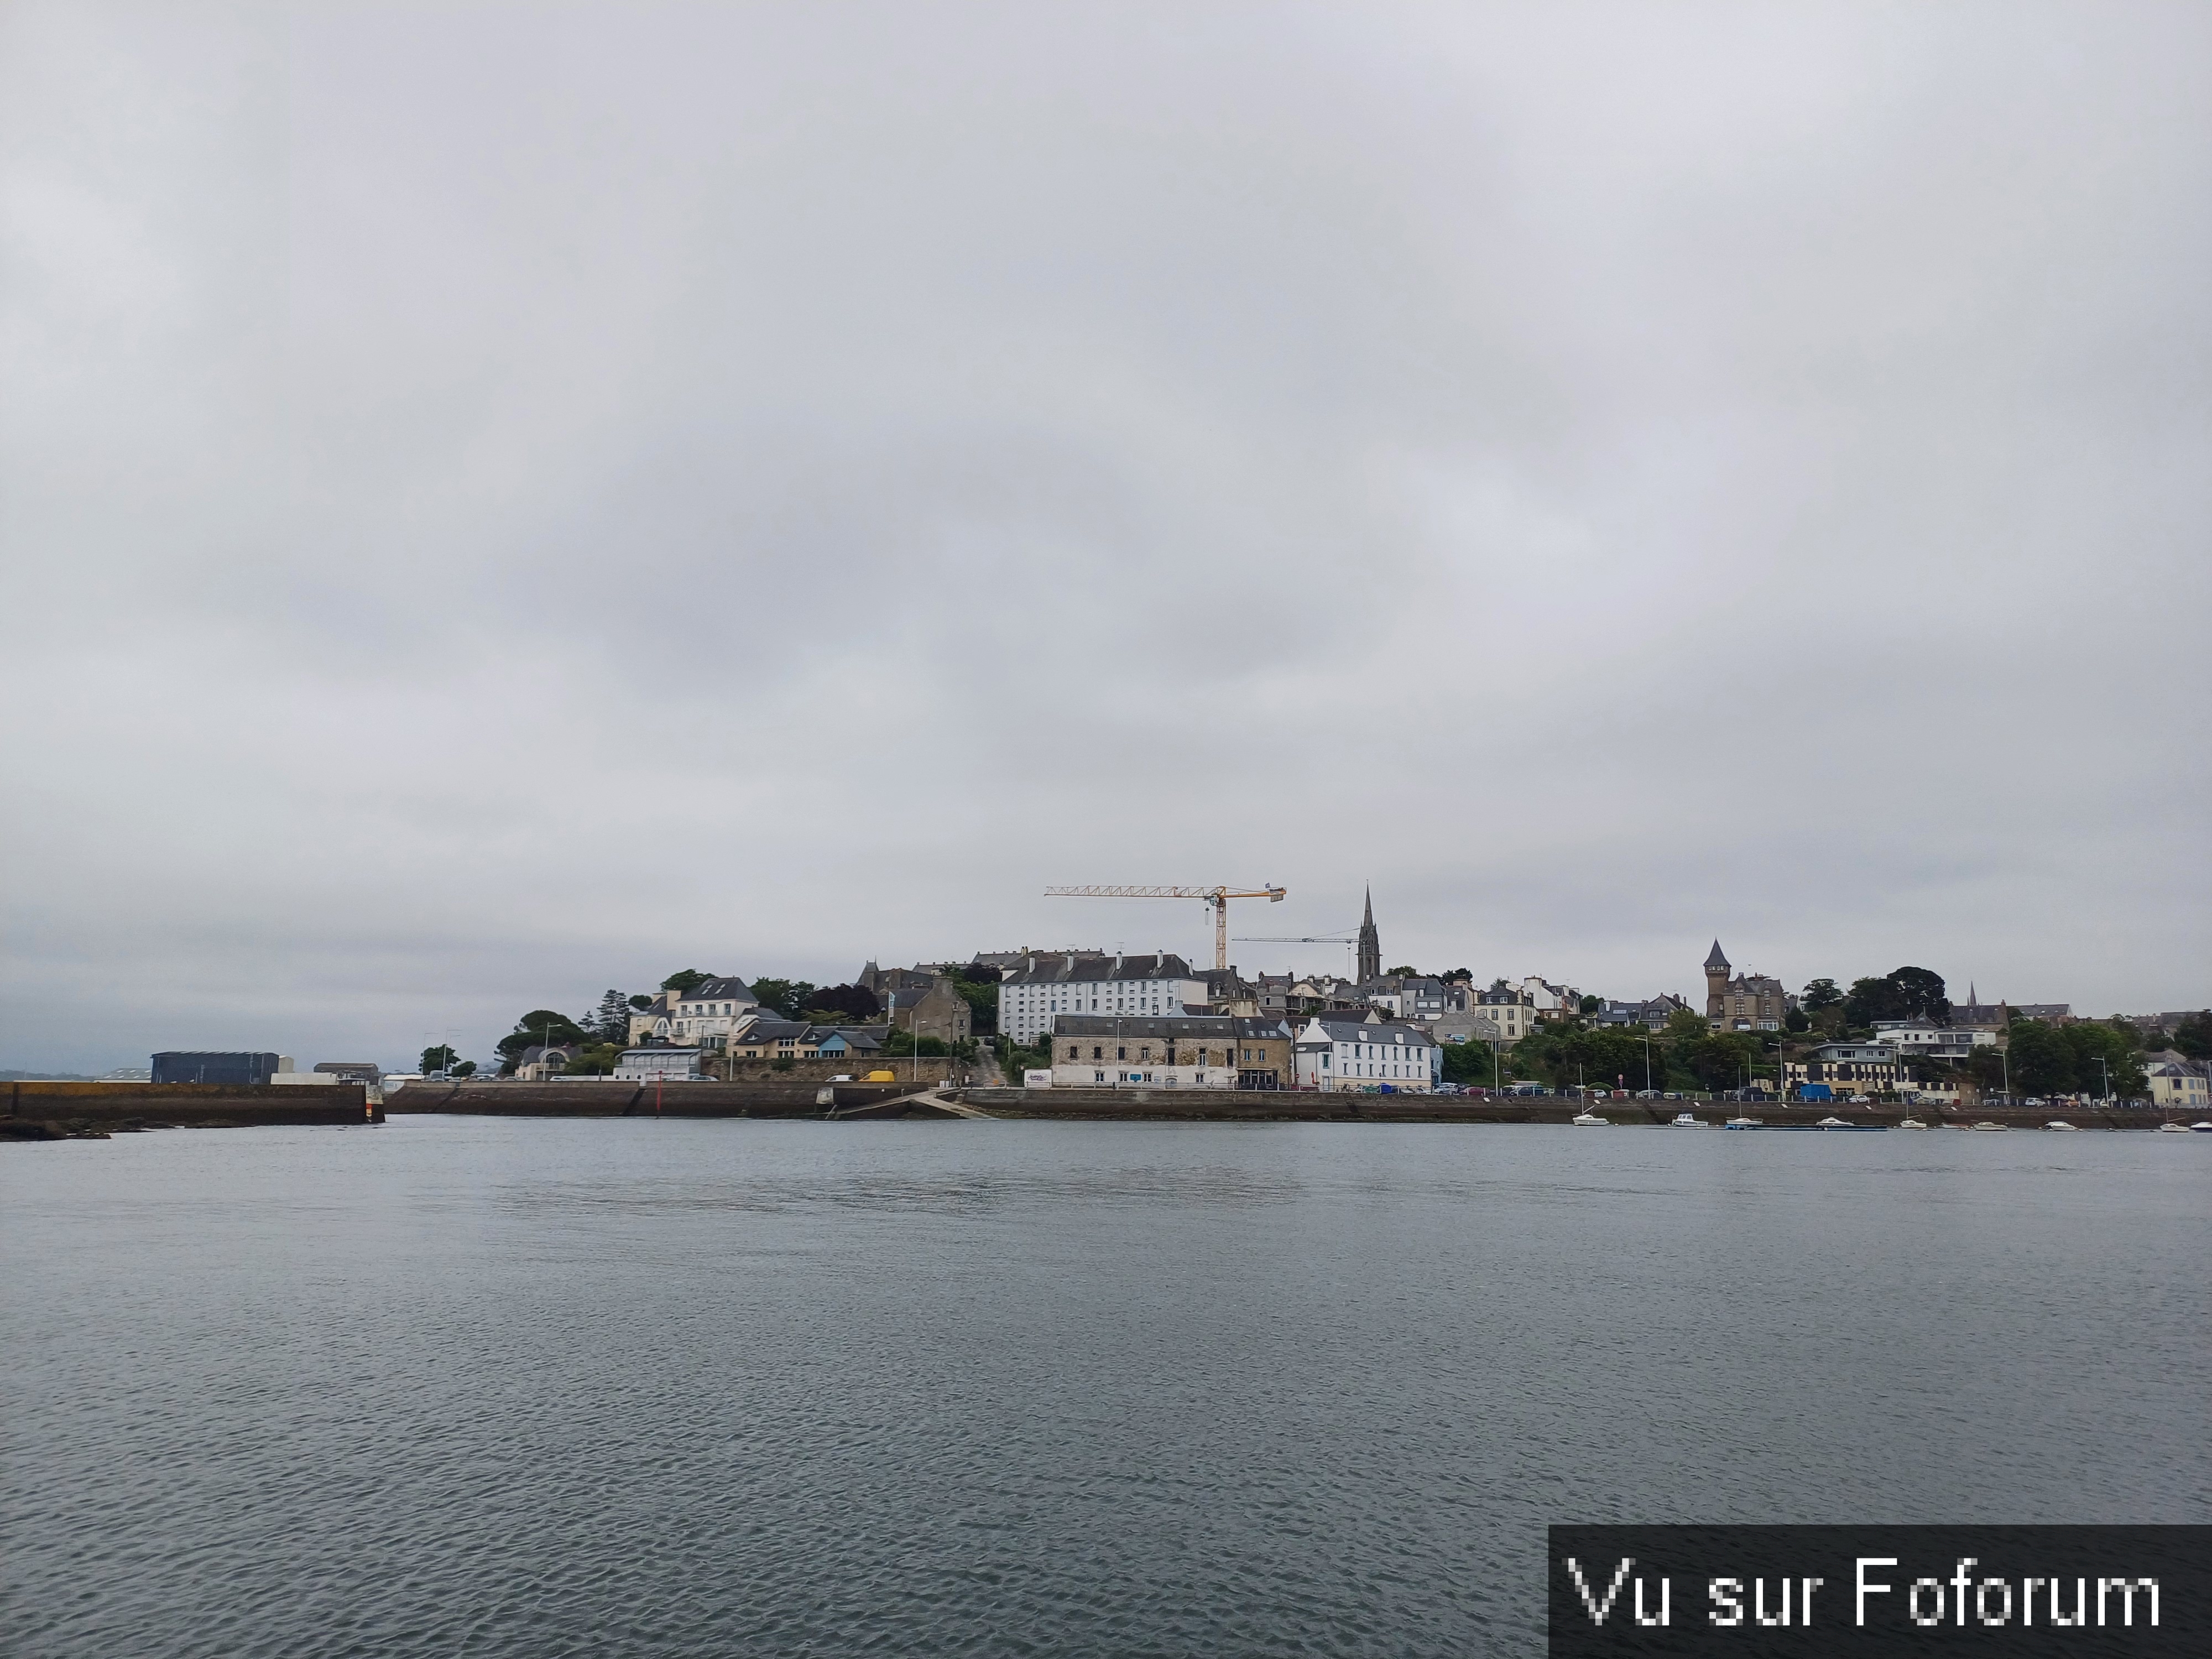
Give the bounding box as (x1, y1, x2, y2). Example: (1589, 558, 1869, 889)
(2093, 1055, 2111, 1103)
(1641, 1035, 1653, 1094)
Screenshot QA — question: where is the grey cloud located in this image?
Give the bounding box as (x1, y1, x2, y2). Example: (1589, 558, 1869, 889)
(3, 1, 2206, 1071)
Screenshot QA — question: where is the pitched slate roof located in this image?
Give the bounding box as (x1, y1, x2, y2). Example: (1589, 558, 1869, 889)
(1293, 1017, 1438, 1047)
(1003, 952, 1199, 985)
(677, 977, 754, 1003)
(1050, 1014, 1239, 1040)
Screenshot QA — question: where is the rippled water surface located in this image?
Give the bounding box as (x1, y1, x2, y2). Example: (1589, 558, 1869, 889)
(6, 1119, 2207, 1657)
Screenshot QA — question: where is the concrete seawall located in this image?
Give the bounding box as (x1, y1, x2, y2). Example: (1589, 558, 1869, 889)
(384, 1079, 938, 1117)
(957, 1089, 2179, 1129)
(3, 1081, 379, 1137)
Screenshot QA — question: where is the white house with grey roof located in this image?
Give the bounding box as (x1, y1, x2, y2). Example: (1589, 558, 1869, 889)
(627, 976, 760, 1049)
(1292, 1016, 1441, 1092)
(999, 952, 1207, 1044)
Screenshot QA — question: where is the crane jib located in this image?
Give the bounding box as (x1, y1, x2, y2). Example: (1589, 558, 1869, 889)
(1042, 885, 1288, 971)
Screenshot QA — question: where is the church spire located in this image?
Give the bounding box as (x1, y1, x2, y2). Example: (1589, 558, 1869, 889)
(1357, 885, 1381, 982)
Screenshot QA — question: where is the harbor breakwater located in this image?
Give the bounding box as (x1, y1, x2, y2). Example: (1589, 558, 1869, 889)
(383, 1079, 947, 1117)
(386, 1082, 2179, 1129)
(2, 1081, 379, 1139)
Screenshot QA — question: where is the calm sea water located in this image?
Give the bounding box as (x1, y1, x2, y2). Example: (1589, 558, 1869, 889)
(4, 1119, 2206, 1657)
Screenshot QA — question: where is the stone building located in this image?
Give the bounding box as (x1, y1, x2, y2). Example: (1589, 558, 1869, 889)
(1704, 941, 1787, 1031)
(887, 978, 971, 1045)
(1045, 1014, 1291, 1090)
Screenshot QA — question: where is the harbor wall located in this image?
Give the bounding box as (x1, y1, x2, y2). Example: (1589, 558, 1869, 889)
(3, 1080, 378, 1129)
(384, 1079, 935, 1117)
(954, 1089, 2177, 1129)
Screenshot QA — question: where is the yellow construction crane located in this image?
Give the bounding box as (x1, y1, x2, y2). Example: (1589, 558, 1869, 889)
(1042, 884, 1286, 972)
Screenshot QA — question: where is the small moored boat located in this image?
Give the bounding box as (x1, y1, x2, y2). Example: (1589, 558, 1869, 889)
(2043, 1121, 2079, 1132)
(1669, 1112, 1709, 1128)
(1723, 1116, 1763, 1129)
(1971, 1121, 2008, 1131)
(1571, 1110, 1609, 1126)
(1898, 1118, 1929, 1130)
(2157, 1121, 2193, 1133)
(2194, 1123, 2212, 1133)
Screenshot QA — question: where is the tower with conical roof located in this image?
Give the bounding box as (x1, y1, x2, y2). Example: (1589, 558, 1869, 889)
(1704, 940, 1731, 1025)
(1357, 886, 1382, 982)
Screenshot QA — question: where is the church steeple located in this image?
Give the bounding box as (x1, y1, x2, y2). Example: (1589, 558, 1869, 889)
(1356, 885, 1381, 982)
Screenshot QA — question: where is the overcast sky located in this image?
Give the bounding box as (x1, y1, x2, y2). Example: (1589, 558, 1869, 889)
(3, 2, 2206, 1072)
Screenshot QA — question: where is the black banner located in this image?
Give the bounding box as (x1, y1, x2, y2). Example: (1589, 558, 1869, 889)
(1549, 1527, 2207, 1658)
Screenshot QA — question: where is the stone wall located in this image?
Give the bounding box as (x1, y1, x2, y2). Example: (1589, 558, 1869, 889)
(714, 1055, 973, 1085)
(4, 1080, 378, 1126)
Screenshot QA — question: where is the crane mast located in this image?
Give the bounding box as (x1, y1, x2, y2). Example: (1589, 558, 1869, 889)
(1042, 884, 1286, 972)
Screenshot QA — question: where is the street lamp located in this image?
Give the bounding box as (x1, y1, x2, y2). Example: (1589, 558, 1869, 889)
(1641, 1035, 1653, 1094)
(2093, 1055, 2111, 1103)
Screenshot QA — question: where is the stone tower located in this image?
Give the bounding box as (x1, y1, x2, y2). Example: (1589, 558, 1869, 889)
(1704, 940, 1731, 1022)
(1357, 886, 1382, 983)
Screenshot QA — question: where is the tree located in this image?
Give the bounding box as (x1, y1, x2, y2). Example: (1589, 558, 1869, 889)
(588, 990, 632, 1043)
(999, 1032, 1053, 1083)
(2173, 1013, 2212, 1061)
(1677, 1031, 1761, 1093)
(953, 962, 1002, 984)
(883, 1030, 949, 1057)
(1441, 1041, 1498, 1086)
(628, 993, 654, 1011)
(562, 1043, 622, 1076)
(1888, 967, 1949, 1021)
(806, 983, 881, 1020)
(495, 1010, 590, 1067)
(947, 977, 1000, 1035)
(2062, 1020, 2147, 1099)
(1842, 976, 1903, 1028)
(1386, 964, 1420, 979)
(1578, 994, 1603, 1015)
(1962, 1046, 2007, 1093)
(1840, 967, 1948, 1029)
(1801, 978, 1843, 1011)
(659, 969, 712, 995)
(750, 978, 815, 1019)
(1783, 1006, 1811, 1033)
(2004, 1019, 2074, 1095)
(452, 1060, 476, 1078)
(421, 1045, 459, 1074)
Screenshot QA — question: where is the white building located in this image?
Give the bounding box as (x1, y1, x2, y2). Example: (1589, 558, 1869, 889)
(628, 977, 760, 1049)
(999, 952, 1207, 1044)
(2146, 1060, 2208, 1110)
(1291, 1015, 1440, 1092)
(614, 1048, 705, 1081)
(1872, 1020, 1997, 1062)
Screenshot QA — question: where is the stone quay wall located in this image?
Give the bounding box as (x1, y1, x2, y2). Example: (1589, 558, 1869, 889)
(954, 1089, 2173, 1129)
(385, 1079, 941, 1118)
(3, 1080, 379, 1129)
